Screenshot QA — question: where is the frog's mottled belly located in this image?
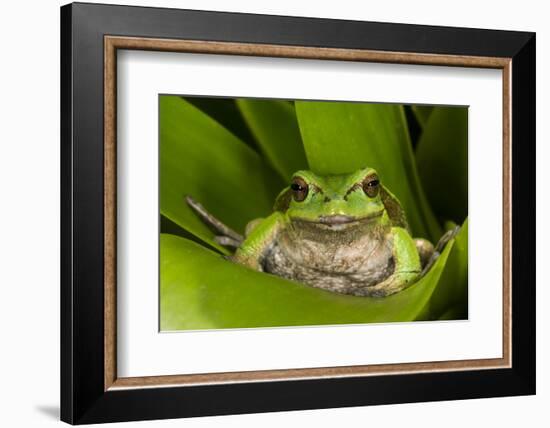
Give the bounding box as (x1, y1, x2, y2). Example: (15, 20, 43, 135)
(261, 229, 395, 297)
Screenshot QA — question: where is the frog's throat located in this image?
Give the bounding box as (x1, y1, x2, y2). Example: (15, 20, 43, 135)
(289, 209, 384, 229)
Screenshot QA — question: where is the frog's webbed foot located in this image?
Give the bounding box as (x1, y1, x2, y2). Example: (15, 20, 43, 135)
(185, 196, 244, 249)
(421, 226, 461, 276)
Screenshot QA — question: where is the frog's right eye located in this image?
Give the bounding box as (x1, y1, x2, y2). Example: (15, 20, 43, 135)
(362, 175, 380, 198)
(290, 177, 309, 202)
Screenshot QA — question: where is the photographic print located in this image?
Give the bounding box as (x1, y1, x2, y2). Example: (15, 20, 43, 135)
(159, 96, 468, 331)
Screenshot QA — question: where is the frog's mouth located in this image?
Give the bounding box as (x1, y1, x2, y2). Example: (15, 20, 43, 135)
(318, 211, 383, 225)
(288, 211, 385, 238)
(290, 210, 384, 232)
(318, 215, 360, 225)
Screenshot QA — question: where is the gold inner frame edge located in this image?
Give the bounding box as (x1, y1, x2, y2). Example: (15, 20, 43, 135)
(103, 35, 512, 391)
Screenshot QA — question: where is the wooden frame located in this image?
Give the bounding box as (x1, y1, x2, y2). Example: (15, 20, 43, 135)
(104, 35, 512, 389)
(61, 2, 535, 424)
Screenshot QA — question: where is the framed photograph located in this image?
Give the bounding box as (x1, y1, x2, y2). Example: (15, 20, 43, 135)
(60, 2, 535, 424)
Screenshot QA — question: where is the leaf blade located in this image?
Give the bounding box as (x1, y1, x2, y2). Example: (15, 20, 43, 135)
(159, 96, 285, 253)
(237, 99, 308, 181)
(411, 105, 434, 128)
(160, 233, 454, 331)
(415, 107, 468, 223)
(425, 218, 469, 320)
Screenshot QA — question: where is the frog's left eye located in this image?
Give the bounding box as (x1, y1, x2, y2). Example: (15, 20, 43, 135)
(362, 175, 380, 198)
(290, 177, 309, 202)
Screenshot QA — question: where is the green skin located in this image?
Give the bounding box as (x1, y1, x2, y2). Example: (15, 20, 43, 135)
(187, 167, 450, 297)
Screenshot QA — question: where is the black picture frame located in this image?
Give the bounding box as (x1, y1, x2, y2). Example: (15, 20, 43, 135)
(61, 2, 535, 424)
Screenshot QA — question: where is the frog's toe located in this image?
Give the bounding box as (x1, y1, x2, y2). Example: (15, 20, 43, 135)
(414, 238, 434, 269)
(435, 225, 461, 253)
(214, 235, 242, 249)
(420, 226, 461, 276)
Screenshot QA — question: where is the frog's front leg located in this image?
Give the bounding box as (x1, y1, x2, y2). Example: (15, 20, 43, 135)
(231, 212, 287, 271)
(185, 196, 244, 248)
(362, 227, 422, 297)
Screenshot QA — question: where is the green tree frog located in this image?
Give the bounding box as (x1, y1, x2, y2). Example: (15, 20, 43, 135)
(187, 167, 457, 297)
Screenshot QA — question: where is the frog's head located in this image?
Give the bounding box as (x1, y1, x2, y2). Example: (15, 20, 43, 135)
(274, 168, 391, 231)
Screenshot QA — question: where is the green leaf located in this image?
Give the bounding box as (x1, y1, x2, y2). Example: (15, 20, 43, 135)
(160, 233, 454, 331)
(425, 218, 468, 320)
(411, 105, 434, 128)
(184, 97, 258, 150)
(160, 96, 285, 253)
(437, 305, 467, 320)
(415, 107, 468, 223)
(237, 99, 308, 181)
(295, 101, 441, 241)
(160, 214, 220, 253)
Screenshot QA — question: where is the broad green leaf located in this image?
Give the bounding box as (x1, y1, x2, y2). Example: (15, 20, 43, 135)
(444, 220, 458, 231)
(237, 99, 308, 181)
(160, 233, 454, 331)
(160, 96, 284, 253)
(295, 101, 441, 242)
(160, 214, 220, 253)
(416, 107, 468, 223)
(411, 105, 434, 128)
(184, 97, 258, 150)
(438, 305, 467, 320)
(425, 218, 468, 320)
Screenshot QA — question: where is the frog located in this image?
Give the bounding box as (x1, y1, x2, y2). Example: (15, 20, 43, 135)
(186, 167, 458, 297)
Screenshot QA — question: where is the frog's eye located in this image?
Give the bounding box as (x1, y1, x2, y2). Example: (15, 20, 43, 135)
(290, 177, 309, 202)
(362, 175, 380, 198)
